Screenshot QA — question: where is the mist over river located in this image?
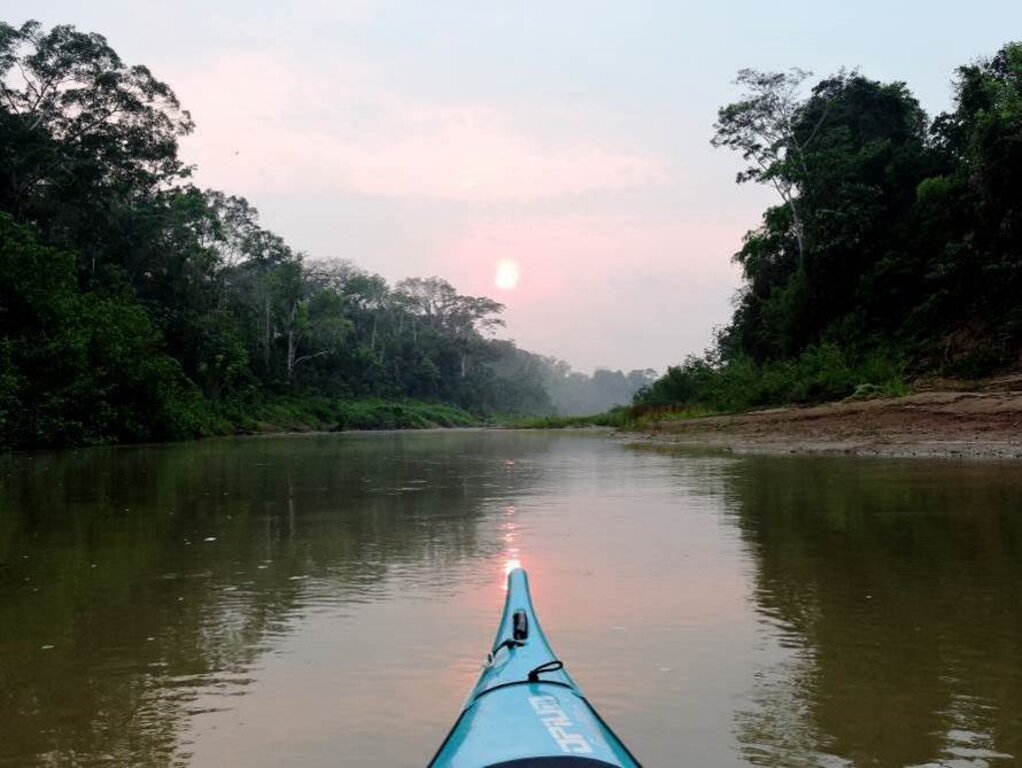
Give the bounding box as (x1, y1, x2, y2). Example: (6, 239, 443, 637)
(1, 431, 1020, 766)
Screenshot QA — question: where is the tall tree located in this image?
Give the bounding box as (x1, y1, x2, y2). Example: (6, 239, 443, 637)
(0, 20, 192, 247)
(719, 71, 929, 362)
(712, 68, 822, 265)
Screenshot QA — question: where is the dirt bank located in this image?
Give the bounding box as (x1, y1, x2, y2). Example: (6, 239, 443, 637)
(632, 380, 1022, 459)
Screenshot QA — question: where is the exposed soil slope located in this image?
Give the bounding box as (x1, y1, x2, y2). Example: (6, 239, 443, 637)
(636, 378, 1022, 459)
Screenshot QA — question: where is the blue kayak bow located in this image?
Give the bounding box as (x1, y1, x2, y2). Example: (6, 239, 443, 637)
(429, 568, 641, 768)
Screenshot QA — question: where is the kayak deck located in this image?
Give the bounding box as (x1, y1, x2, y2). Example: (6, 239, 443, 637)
(429, 569, 641, 768)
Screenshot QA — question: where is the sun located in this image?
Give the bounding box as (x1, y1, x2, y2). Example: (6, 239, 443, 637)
(494, 259, 520, 291)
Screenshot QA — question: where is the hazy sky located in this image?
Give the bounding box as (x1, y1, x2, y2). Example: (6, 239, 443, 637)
(17, 1, 1022, 372)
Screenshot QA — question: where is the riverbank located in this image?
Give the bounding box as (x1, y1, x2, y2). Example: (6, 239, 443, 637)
(631, 379, 1022, 459)
(201, 396, 480, 436)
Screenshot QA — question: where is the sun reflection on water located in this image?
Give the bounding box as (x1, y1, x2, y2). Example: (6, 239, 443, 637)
(500, 504, 521, 589)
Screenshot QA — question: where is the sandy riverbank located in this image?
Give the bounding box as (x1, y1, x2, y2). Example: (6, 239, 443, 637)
(629, 380, 1022, 459)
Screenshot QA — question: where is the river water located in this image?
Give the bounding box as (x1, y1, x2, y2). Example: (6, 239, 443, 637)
(1, 431, 1020, 766)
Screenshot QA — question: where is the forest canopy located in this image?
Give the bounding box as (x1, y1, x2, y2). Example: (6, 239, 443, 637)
(638, 42, 1022, 412)
(0, 20, 646, 448)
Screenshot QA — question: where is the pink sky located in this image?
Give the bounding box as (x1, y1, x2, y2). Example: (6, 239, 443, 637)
(30, 0, 1019, 372)
(174, 53, 668, 202)
(444, 215, 743, 368)
(169, 49, 760, 371)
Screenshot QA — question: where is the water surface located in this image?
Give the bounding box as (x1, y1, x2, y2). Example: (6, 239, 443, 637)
(1, 431, 1020, 766)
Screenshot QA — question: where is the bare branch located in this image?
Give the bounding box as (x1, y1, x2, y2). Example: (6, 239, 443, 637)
(292, 350, 332, 368)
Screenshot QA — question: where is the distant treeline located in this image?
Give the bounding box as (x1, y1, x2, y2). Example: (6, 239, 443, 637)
(639, 42, 1022, 412)
(0, 20, 632, 448)
(545, 365, 655, 415)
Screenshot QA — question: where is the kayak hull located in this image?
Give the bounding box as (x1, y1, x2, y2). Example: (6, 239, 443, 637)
(429, 570, 640, 768)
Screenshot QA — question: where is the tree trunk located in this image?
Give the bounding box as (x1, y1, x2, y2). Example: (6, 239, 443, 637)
(263, 292, 271, 372)
(286, 303, 298, 384)
(789, 199, 806, 267)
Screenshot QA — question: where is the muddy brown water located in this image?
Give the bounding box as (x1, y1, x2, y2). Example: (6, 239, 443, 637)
(1, 431, 1020, 766)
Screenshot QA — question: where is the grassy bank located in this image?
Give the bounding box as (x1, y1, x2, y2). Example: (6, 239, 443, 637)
(504, 405, 722, 431)
(636, 344, 909, 415)
(510, 345, 915, 432)
(501, 407, 632, 429)
(201, 396, 480, 435)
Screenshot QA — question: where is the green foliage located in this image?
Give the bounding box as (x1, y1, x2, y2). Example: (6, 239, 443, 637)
(0, 20, 192, 261)
(0, 213, 202, 446)
(0, 20, 557, 448)
(636, 344, 907, 414)
(203, 395, 478, 433)
(501, 407, 633, 430)
(7, 18, 1018, 444)
(648, 42, 1022, 415)
(334, 400, 477, 430)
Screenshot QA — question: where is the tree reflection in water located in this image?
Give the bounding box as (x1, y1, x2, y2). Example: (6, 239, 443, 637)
(0, 432, 552, 765)
(725, 456, 1022, 767)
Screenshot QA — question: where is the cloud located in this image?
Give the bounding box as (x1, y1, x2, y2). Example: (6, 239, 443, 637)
(170, 52, 667, 201)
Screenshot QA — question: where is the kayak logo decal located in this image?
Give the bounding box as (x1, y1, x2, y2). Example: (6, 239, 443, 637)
(528, 695, 594, 755)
